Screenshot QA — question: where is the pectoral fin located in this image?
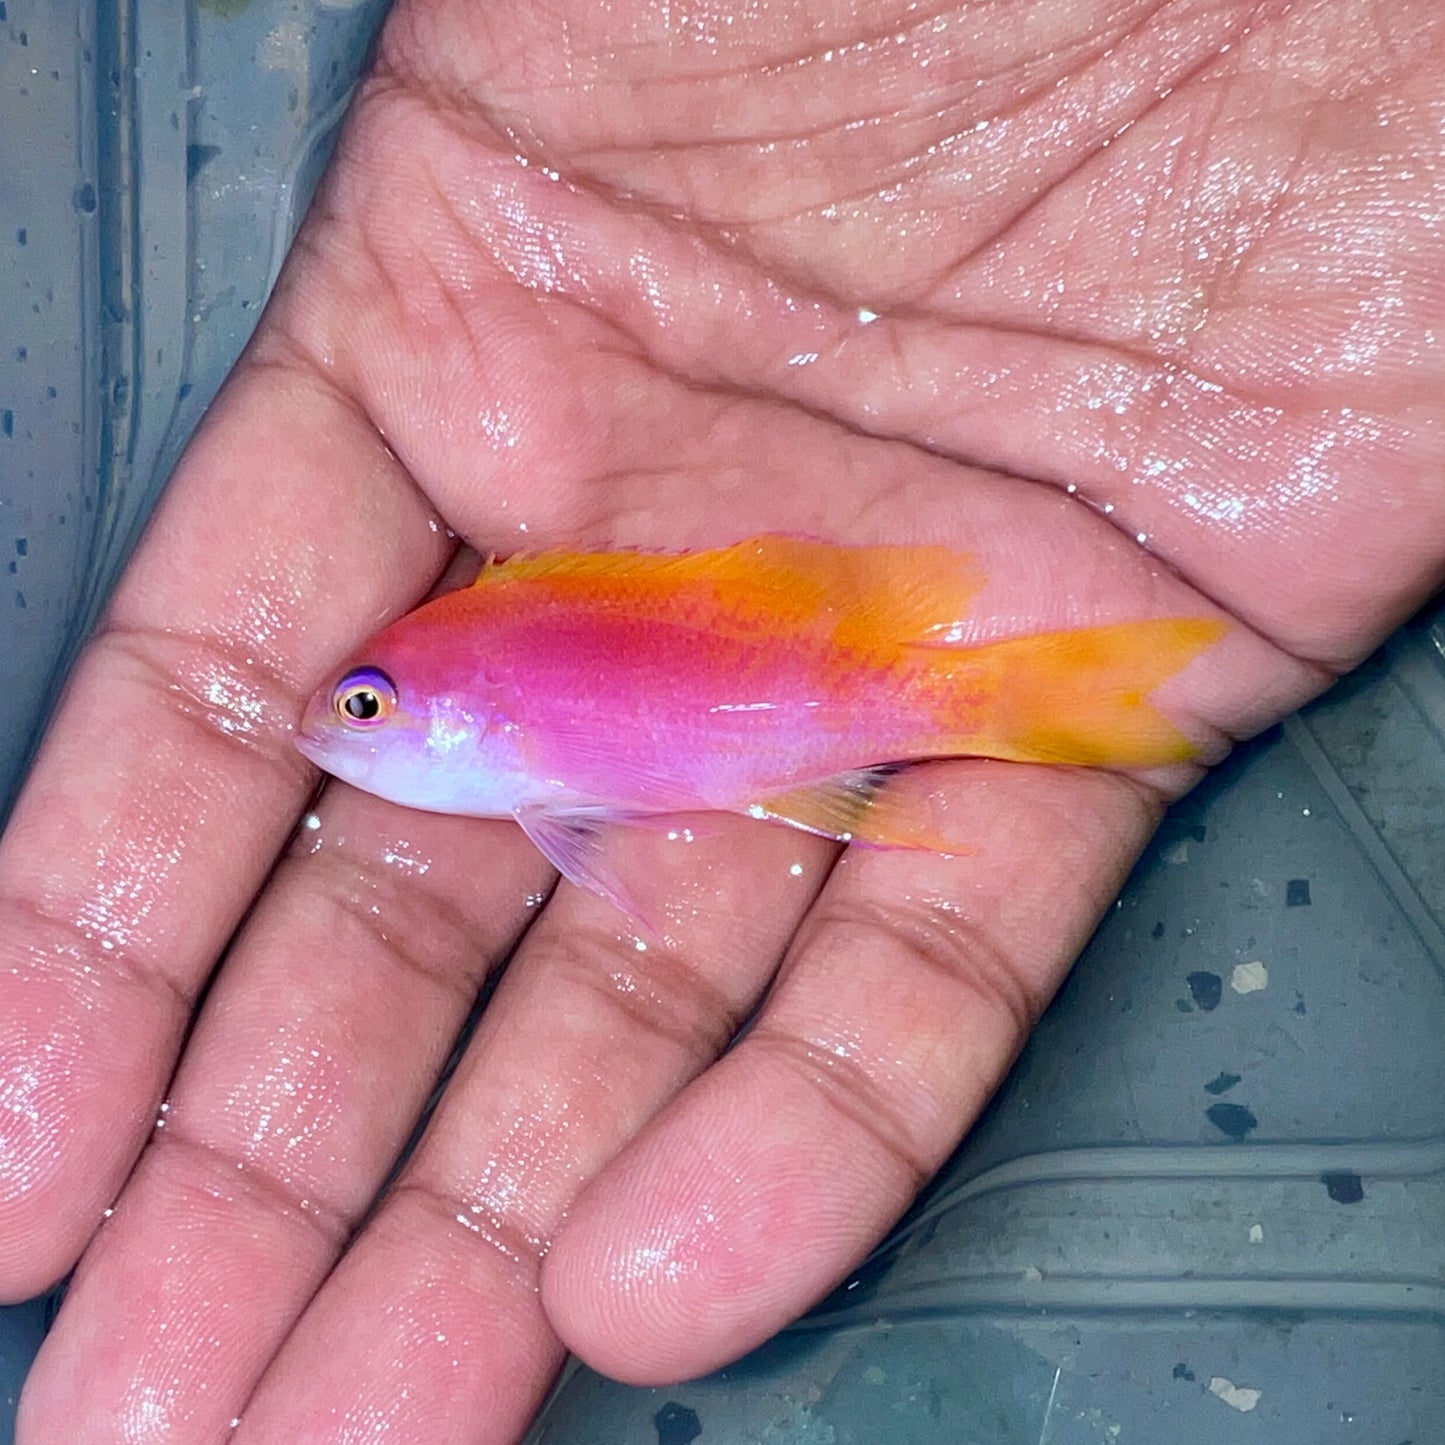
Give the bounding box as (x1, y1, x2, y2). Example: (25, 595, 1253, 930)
(513, 807, 660, 935)
(748, 768, 969, 855)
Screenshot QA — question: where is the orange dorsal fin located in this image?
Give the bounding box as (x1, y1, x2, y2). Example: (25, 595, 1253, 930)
(476, 536, 984, 648)
(741, 538, 985, 653)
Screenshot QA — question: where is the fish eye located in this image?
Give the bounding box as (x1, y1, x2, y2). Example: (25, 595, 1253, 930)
(332, 667, 397, 728)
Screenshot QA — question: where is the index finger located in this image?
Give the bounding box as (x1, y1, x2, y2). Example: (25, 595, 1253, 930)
(0, 352, 447, 1299)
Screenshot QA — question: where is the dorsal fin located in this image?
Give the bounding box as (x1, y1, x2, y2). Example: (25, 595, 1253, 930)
(476, 536, 983, 652)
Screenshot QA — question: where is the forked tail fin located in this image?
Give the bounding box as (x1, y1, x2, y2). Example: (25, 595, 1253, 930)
(924, 618, 1227, 769)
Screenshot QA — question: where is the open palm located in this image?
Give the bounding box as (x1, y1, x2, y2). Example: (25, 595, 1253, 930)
(5, 0, 1443, 1438)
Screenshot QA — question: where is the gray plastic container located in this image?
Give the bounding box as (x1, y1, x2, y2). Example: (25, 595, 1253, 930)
(3, 3, 1442, 1441)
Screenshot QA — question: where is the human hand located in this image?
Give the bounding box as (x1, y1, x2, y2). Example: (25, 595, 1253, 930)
(6, 0, 1443, 1438)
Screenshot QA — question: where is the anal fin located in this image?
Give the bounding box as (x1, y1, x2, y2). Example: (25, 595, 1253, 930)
(748, 767, 969, 855)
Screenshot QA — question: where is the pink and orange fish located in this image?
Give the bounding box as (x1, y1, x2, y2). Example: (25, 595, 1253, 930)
(296, 536, 1223, 915)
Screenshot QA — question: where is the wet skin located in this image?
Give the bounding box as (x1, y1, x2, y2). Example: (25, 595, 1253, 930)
(2, 0, 1444, 1440)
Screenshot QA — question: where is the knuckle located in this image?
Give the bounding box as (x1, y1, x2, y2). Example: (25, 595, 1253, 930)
(541, 923, 744, 1066)
(751, 1024, 937, 1191)
(92, 624, 310, 778)
(149, 1123, 351, 1252)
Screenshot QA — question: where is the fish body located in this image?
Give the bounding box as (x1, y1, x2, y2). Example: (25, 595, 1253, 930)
(296, 536, 1223, 913)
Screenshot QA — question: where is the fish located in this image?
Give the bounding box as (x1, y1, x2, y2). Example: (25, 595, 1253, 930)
(295, 536, 1225, 919)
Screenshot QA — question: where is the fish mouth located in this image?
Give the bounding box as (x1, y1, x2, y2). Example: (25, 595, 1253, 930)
(293, 730, 327, 766)
(292, 727, 379, 793)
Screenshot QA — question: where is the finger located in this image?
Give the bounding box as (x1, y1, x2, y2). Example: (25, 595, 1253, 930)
(18, 784, 551, 1441)
(541, 760, 1164, 1383)
(233, 815, 838, 1442)
(0, 359, 449, 1300)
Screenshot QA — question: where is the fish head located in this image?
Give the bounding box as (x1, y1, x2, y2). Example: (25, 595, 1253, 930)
(295, 608, 531, 818)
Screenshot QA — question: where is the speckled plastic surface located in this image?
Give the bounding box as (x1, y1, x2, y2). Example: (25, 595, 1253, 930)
(3, 3, 1442, 1442)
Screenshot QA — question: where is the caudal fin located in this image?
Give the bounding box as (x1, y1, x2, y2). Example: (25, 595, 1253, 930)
(926, 618, 1226, 769)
